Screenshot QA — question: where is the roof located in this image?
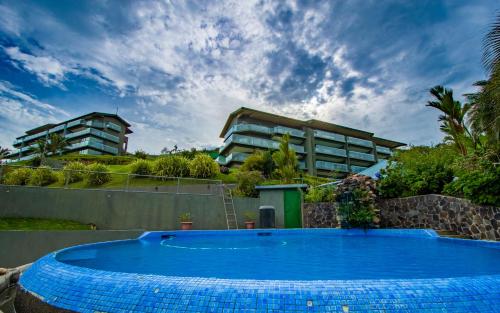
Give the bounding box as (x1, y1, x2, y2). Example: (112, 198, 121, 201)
(219, 107, 405, 147)
(18, 112, 133, 139)
(255, 184, 308, 190)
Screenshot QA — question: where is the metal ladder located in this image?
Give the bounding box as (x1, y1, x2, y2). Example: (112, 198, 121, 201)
(221, 185, 238, 230)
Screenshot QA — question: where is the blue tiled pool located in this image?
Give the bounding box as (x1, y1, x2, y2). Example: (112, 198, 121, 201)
(20, 229, 500, 312)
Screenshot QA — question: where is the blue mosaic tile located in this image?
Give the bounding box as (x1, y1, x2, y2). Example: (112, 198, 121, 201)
(20, 229, 500, 312)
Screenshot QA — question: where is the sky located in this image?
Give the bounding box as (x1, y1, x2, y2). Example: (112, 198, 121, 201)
(0, 0, 498, 153)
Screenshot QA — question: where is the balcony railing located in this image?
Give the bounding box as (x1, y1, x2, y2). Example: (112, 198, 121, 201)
(348, 150, 375, 162)
(314, 145, 347, 157)
(299, 161, 307, 170)
(68, 138, 118, 155)
(315, 160, 348, 172)
(347, 136, 374, 148)
(273, 126, 305, 138)
(216, 153, 249, 165)
(351, 165, 368, 173)
(376, 145, 392, 155)
(65, 128, 120, 143)
(220, 134, 305, 153)
(313, 130, 345, 142)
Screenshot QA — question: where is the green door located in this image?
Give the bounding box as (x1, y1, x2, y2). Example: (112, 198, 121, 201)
(284, 189, 302, 228)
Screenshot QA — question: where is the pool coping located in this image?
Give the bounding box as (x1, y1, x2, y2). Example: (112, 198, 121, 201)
(20, 229, 500, 313)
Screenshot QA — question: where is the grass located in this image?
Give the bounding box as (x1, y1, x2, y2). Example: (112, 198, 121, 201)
(0, 217, 92, 230)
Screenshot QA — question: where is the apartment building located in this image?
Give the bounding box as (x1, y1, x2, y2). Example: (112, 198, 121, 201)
(217, 107, 405, 177)
(9, 112, 132, 162)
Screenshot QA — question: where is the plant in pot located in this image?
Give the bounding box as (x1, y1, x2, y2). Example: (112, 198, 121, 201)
(243, 211, 257, 229)
(179, 212, 192, 230)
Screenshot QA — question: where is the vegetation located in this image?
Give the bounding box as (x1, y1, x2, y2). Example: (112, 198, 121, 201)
(240, 150, 275, 178)
(336, 176, 378, 229)
(28, 166, 57, 186)
(304, 186, 335, 203)
(134, 149, 148, 159)
(153, 155, 190, 177)
(243, 211, 257, 222)
(129, 159, 153, 176)
(0, 217, 91, 230)
(3, 167, 33, 185)
(272, 134, 299, 183)
(54, 154, 136, 165)
(63, 161, 86, 183)
(189, 154, 219, 178)
(234, 171, 263, 197)
(179, 212, 192, 222)
(0, 146, 10, 160)
(85, 163, 111, 186)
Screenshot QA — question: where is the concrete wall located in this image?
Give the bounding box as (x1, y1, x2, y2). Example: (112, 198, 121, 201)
(0, 185, 260, 230)
(0, 230, 143, 268)
(233, 197, 262, 228)
(259, 189, 285, 228)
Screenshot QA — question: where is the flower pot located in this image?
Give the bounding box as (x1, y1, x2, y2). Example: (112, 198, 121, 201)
(180, 222, 192, 230)
(245, 221, 255, 229)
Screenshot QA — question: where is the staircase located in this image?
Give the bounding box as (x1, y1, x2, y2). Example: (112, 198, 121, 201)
(221, 185, 238, 230)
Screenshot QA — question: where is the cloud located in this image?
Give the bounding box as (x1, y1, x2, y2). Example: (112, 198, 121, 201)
(0, 0, 497, 153)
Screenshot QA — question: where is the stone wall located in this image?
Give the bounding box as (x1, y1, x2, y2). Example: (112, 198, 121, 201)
(302, 195, 500, 241)
(379, 194, 499, 241)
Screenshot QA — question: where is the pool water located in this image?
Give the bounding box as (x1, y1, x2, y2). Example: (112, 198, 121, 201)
(57, 231, 500, 280)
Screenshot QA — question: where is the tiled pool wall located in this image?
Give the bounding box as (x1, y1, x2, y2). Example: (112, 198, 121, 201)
(20, 229, 500, 313)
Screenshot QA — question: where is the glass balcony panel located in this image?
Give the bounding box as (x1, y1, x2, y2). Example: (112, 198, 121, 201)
(299, 161, 307, 170)
(315, 160, 348, 172)
(106, 122, 122, 132)
(376, 145, 392, 154)
(68, 138, 118, 155)
(315, 145, 347, 157)
(351, 165, 368, 173)
(348, 151, 375, 161)
(273, 126, 305, 138)
(347, 136, 374, 148)
(220, 134, 305, 153)
(313, 130, 345, 142)
(67, 119, 85, 128)
(224, 124, 271, 140)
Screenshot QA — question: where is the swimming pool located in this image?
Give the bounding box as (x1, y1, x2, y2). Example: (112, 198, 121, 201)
(20, 229, 500, 312)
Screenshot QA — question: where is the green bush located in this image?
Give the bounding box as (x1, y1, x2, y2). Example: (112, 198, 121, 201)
(378, 145, 456, 198)
(134, 150, 148, 159)
(189, 154, 219, 178)
(304, 186, 335, 203)
(153, 155, 190, 177)
(337, 187, 376, 229)
(85, 163, 111, 186)
(240, 150, 275, 178)
(63, 161, 86, 183)
(234, 171, 263, 197)
(54, 154, 135, 165)
(3, 168, 33, 185)
(129, 159, 153, 176)
(29, 166, 56, 186)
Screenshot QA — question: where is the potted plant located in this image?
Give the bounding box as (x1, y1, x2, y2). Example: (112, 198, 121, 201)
(179, 212, 192, 230)
(243, 211, 257, 229)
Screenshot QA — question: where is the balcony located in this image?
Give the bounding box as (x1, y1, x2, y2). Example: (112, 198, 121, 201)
(217, 153, 249, 165)
(224, 124, 271, 140)
(347, 136, 374, 148)
(67, 119, 85, 128)
(376, 145, 392, 155)
(273, 126, 305, 138)
(220, 134, 305, 153)
(106, 122, 122, 132)
(299, 161, 307, 170)
(348, 151, 375, 162)
(65, 128, 119, 143)
(313, 130, 345, 142)
(315, 145, 347, 157)
(315, 160, 348, 172)
(351, 165, 368, 173)
(68, 138, 118, 155)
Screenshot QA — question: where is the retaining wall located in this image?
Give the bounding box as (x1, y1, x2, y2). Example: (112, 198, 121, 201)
(302, 195, 500, 241)
(0, 230, 143, 268)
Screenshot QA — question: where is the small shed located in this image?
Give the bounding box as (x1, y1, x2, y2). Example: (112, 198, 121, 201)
(255, 184, 307, 228)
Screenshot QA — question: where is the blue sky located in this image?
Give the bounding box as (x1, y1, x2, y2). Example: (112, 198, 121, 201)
(0, 0, 497, 153)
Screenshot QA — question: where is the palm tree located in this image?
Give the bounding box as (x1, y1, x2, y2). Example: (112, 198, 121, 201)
(46, 133, 68, 156)
(272, 133, 299, 183)
(426, 86, 472, 155)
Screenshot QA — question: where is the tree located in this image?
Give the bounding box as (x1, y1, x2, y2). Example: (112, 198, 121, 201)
(426, 86, 473, 155)
(240, 150, 275, 178)
(46, 133, 68, 156)
(0, 146, 10, 160)
(272, 133, 298, 183)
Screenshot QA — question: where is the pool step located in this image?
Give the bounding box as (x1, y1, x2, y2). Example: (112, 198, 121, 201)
(436, 230, 472, 239)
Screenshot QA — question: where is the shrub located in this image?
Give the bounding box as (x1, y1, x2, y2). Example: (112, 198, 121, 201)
(240, 150, 275, 178)
(62, 161, 86, 183)
(55, 154, 135, 165)
(189, 154, 219, 178)
(134, 150, 148, 159)
(129, 159, 153, 176)
(3, 168, 33, 185)
(85, 163, 111, 186)
(179, 212, 192, 222)
(378, 145, 456, 198)
(219, 165, 230, 174)
(234, 171, 263, 197)
(29, 166, 56, 186)
(304, 186, 335, 203)
(153, 155, 190, 177)
(243, 211, 257, 221)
